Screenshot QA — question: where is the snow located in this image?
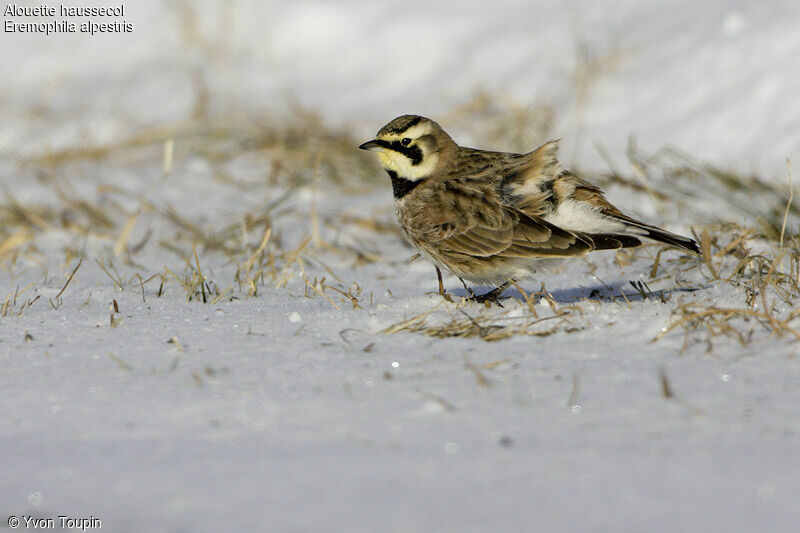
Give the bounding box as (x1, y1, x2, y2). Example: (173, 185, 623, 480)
(2, 1, 800, 531)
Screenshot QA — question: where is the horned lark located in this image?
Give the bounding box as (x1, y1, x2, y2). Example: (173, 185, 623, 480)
(359, 115, 699, 302)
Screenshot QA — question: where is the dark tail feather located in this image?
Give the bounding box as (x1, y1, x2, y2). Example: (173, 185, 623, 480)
(606, 213, 700, 254)
(638, 225, 700, 254)
(588, 234, 643, 250)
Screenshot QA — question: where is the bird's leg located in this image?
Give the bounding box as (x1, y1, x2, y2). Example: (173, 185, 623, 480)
(435, 266, 445, 295)
(470, 280, 512, 306)
(431, 266, 454, 302)
(459, 277, 476, 298)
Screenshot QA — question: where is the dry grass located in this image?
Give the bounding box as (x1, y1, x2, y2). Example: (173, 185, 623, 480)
(2, 84, 798, 351)
(381, 298, 577, 342)
(1, 99, 378, 308)
(594, 144, 800, 240)
(648, 223, 800, 351)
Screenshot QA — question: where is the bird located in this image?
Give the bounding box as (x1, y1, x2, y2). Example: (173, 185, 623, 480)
(359, 115, 699, 303)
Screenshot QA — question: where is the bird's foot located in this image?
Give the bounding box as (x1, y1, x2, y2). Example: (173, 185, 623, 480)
(468, 289, 506, 308)
(467, 291, 503, 307)
(465, 281, 511, 307)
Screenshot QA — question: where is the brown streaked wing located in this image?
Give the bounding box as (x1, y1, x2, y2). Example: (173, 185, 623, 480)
(435, 205, 594, 259)
(436, 208, 516, 257)
(503, 212, 594, 258)
(443, 228, 515, 257)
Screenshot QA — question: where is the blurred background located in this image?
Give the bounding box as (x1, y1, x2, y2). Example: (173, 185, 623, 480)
(3, 0, 798, 175)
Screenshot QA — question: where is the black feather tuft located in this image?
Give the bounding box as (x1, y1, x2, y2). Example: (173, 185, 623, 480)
(642, 228, 700, 254)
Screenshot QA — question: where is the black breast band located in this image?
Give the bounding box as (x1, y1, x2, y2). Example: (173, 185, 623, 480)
(388, 170, 426, 199)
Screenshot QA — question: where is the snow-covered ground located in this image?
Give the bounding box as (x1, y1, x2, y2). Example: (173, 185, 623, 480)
(2, 1, 800, 531)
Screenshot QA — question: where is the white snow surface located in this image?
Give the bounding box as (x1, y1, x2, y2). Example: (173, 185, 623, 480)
(2, 1, 800, 532)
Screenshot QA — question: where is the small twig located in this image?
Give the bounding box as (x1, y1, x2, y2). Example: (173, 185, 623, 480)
(659, 367, 673, 398)
(464, 355, 491, 388)
(701, 228, 718, 279)
(416, 388, 457, 413)
(780, 158, 793, 248)
(567, 372, 581, 409)
(107, 352, 132, 371)
(510, 279, 538, 318)
(55, 257, 83, 300)
(95, 258, 124, 290)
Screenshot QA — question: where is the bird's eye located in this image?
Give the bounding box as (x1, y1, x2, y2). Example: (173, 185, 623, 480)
(401, 137, 412, 146)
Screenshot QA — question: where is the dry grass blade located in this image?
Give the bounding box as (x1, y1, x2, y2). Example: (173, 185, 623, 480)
(55, 257, 83, 300)
(464, 355, 491, 388)
(327, 285, 362, 309)
(655, 306, 800, 343)
(659, 367, 673, 398)
(275, 236, 312, 288)
(700, 228, 718, 279)
(510, 279, 538, 318)
(168, 336, 185, 352)
(3, 192, 51, 230)
(208, 286, 232, 305)
(567, 372, 581, 408)
(780, 158, 793, 248)
(0, 230, 33, 260)
(113, 140, 173, 256)
(416, 388, 457, 412)
(715, 229, 756, 259)
(95, 259, 124, 290)
(380, 310, 436, 335)
(657, 367, 705, 415)
(240, 227, 272, 278)
(649, 247, 663, 278)
(107, 352, 132, 371)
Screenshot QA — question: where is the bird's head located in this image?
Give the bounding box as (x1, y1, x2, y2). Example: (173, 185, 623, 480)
(359, 115, 455, 181)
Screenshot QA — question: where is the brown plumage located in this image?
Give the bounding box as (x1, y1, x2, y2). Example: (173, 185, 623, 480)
(359, 115, 699, 301)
